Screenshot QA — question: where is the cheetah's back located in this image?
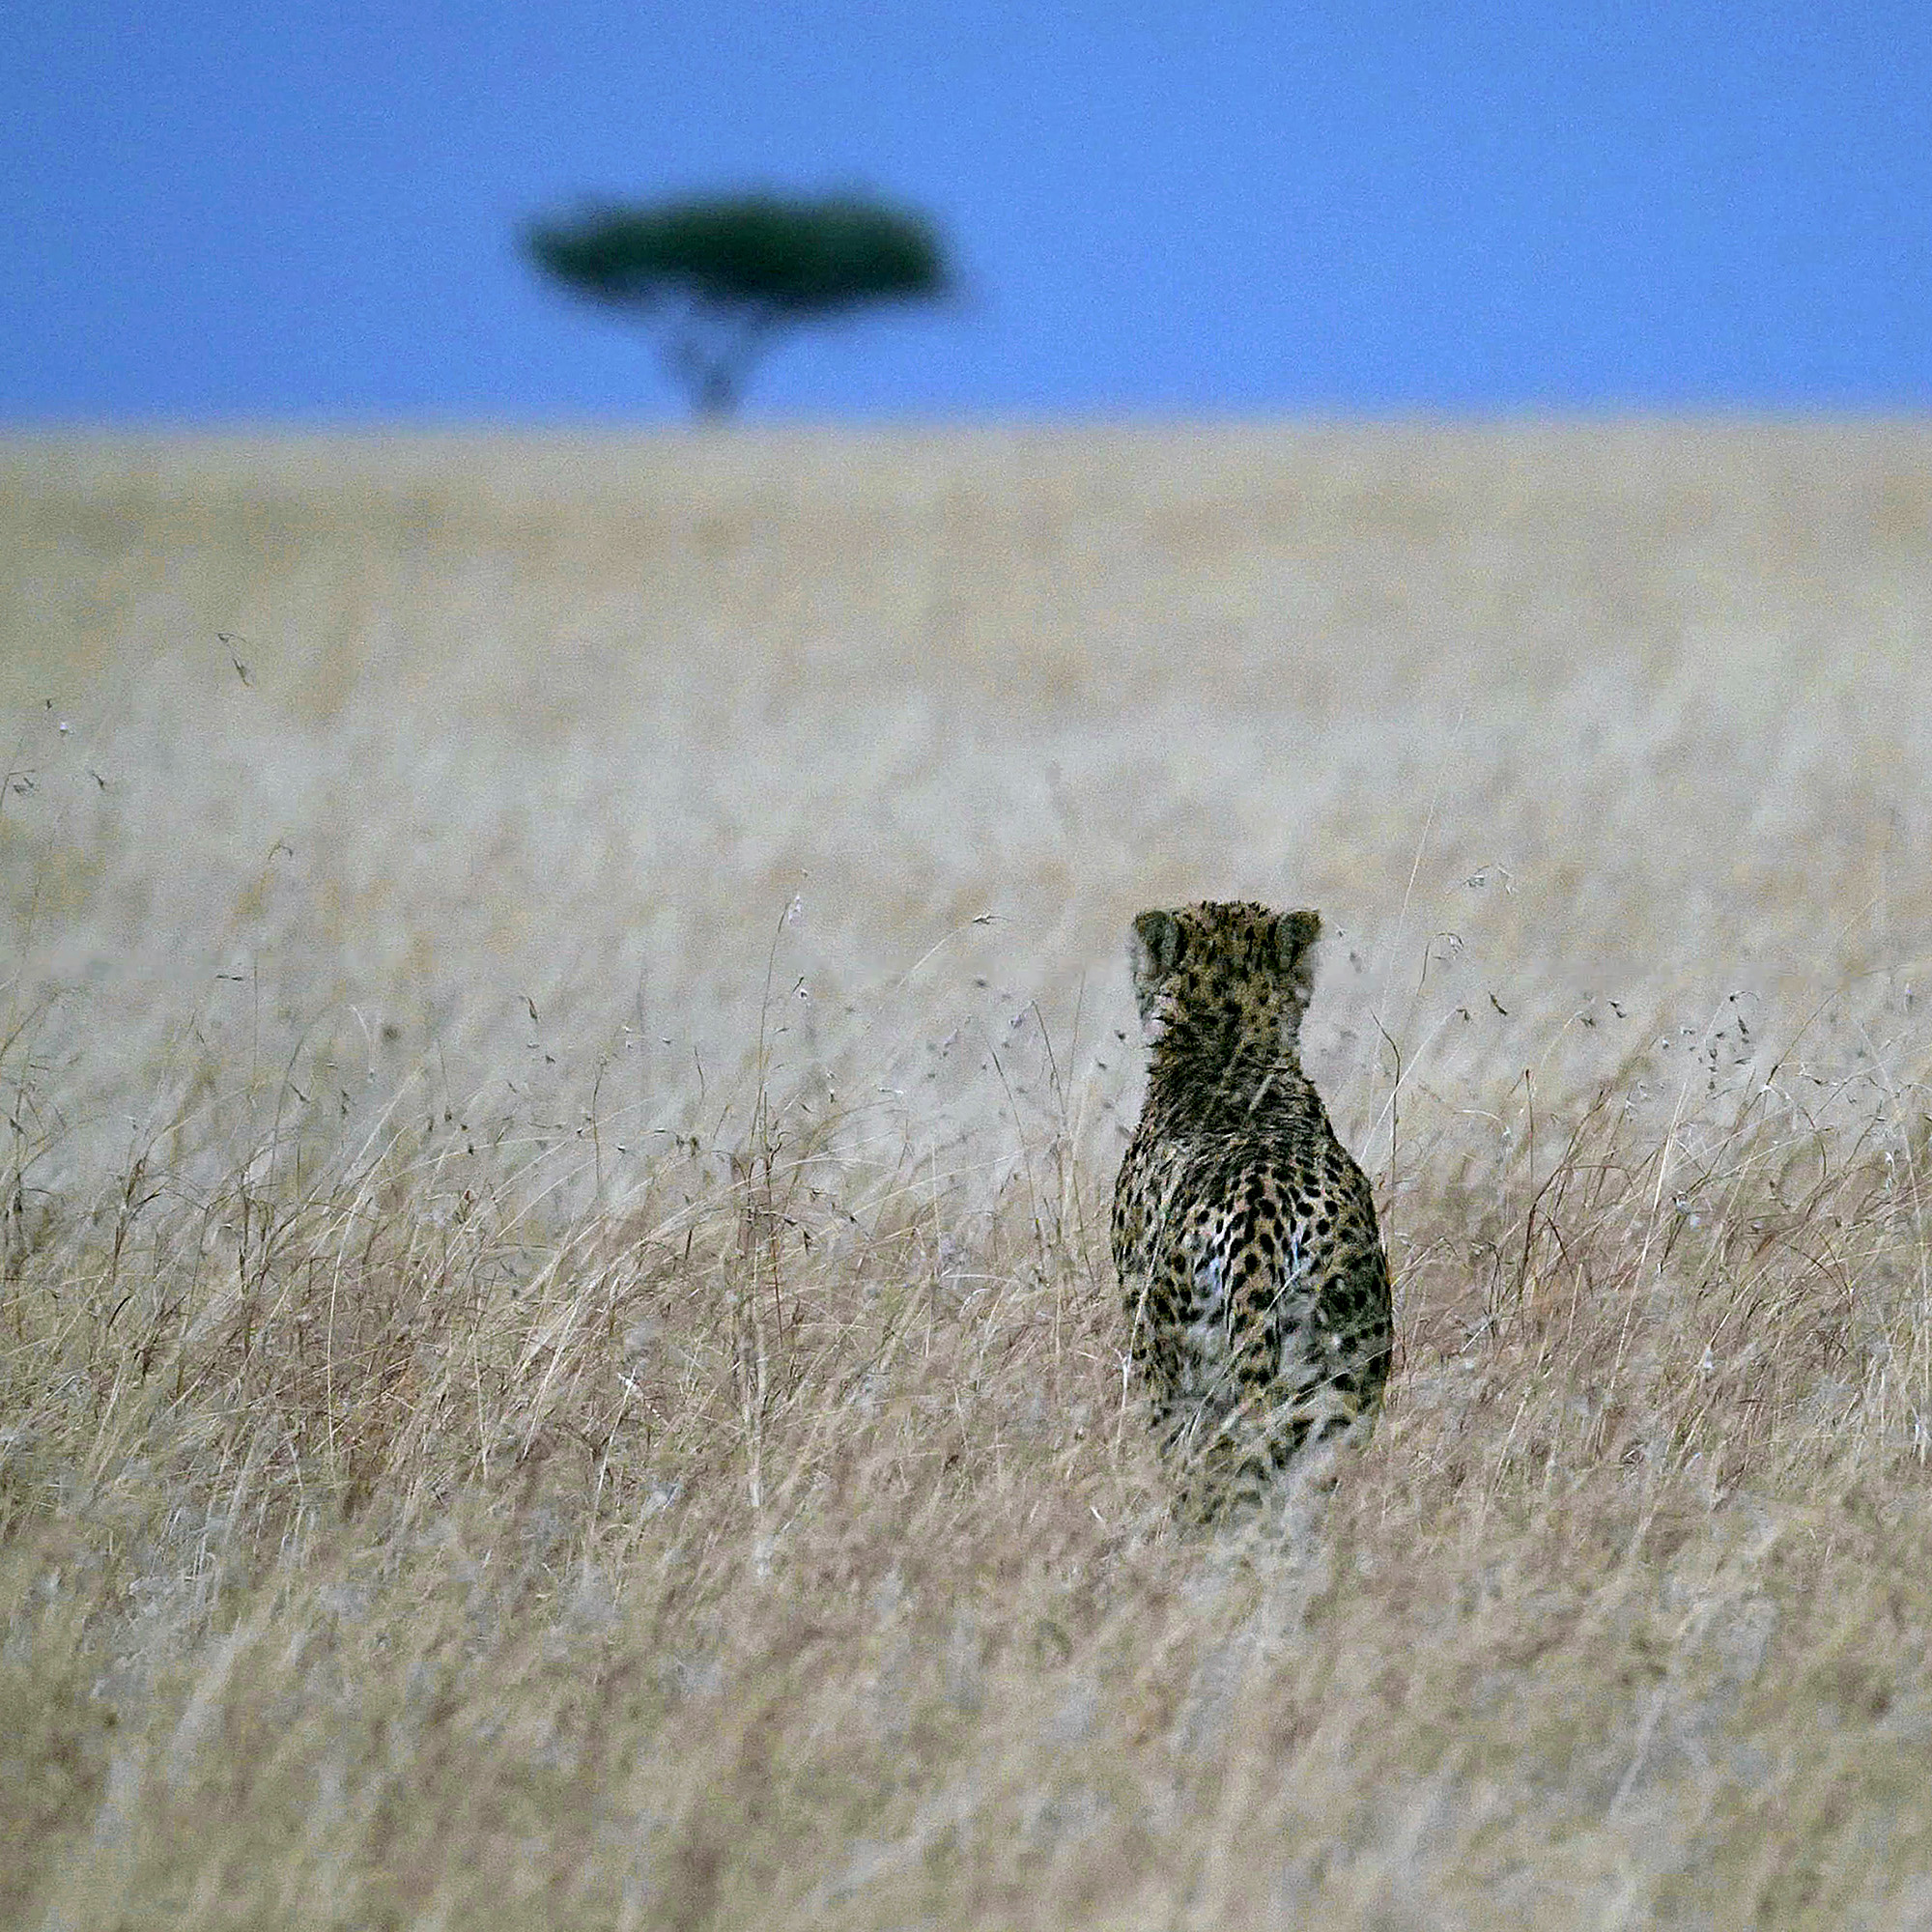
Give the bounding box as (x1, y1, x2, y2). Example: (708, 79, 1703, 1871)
(1111, 900, 1392, 1509)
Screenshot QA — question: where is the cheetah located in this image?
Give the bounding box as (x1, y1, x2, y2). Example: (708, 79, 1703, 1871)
(1111, 900, 1392, 1513)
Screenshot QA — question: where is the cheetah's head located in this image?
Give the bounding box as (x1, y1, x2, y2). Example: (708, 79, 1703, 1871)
(1128, 899, 1322, 1055)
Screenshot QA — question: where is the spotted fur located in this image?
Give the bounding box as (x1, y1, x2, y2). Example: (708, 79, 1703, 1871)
(1111, 900, 1393, 1511)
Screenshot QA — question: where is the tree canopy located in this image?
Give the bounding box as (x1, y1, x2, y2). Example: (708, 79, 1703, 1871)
(525, 193, 950, 417)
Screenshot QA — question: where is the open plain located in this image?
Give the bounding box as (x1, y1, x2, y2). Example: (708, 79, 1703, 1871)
(6, 422, 1932, 1926)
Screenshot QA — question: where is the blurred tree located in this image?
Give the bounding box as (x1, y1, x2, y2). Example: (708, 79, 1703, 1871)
(525, 193, 951, 418)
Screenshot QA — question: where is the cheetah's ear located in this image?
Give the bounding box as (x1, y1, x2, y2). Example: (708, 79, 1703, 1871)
(1128, 910, 1184, 1019)
(1274, 908, 1322, 1002)
(1131, 910, 1183, 978)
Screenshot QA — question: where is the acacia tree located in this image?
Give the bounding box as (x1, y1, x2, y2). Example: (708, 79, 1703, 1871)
(524, 193, 950, 418)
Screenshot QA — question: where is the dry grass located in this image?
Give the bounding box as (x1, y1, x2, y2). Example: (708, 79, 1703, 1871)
(6, 422, 1932, 1927)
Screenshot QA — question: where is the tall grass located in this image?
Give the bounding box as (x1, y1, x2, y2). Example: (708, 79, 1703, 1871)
(6, 423, 1932, 1926)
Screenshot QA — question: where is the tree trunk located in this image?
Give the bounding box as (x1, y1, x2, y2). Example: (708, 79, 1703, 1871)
(692, 360, 741, 419)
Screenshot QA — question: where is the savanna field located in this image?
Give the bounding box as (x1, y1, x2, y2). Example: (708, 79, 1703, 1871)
(6, 422, 1932, 1928)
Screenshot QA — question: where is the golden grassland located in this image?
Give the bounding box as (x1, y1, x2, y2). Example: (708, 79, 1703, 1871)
(5, 421, 1932, 1927)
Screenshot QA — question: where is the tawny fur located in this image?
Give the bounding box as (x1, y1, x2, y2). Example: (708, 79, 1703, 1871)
(1112, 900, 1393, 1511)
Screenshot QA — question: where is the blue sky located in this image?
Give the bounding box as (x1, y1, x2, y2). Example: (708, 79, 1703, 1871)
(7, 1, 1930, 421)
